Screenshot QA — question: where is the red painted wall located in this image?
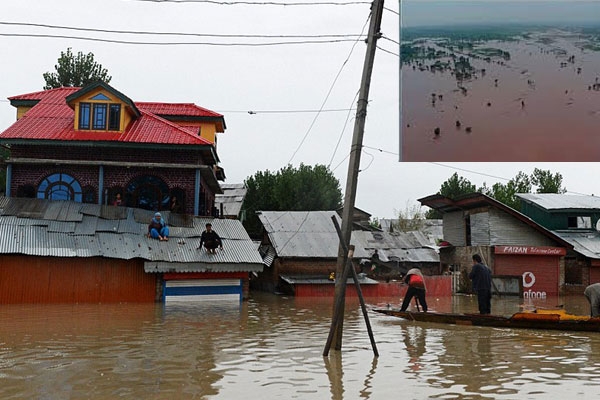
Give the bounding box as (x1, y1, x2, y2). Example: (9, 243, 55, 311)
(294, 276, 452, 297)
(494, 254, 560, 296)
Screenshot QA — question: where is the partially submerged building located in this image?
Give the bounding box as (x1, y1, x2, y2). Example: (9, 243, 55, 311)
(0, 197, 263, 304)
(254, 210, 447, 296)
(419, 193, 575, 297)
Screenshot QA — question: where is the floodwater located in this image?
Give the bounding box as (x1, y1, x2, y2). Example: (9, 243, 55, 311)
(1, 293, 600, 399)
(402, 29, 600, 161)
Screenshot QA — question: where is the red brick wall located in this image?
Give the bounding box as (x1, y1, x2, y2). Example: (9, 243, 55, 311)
(9, 145, 215, 215)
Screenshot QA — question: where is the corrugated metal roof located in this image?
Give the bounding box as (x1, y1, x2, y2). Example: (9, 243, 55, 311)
(0, 197, 262, 272)
(554, 230, 600, 259)
(215, 183, 246, 217)
(517, 194, 600, 211)
(258, 211, 440, 262)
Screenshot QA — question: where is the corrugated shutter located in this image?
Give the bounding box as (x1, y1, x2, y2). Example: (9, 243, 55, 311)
(444, 211, 465, 246)
(494, 254, 559, 296)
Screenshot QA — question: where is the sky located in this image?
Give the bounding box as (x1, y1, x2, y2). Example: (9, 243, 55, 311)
(401, 0, 600, 27)
(2, 1, 600, 220)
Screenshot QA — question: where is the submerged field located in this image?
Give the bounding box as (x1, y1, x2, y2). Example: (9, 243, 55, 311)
(401, 24, 600, 161)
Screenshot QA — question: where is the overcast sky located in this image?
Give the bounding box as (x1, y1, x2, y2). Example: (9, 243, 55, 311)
(2, 1, 600, 220)
(402, 0, 600, 27)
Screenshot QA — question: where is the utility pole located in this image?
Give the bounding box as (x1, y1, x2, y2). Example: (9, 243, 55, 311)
(327, 0, 384, 353)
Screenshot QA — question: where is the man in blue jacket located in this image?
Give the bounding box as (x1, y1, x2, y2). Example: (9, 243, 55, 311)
(469, 254, 492, 314)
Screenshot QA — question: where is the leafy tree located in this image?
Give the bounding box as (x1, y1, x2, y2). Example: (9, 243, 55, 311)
(489, 171, 531, 210)
(439, 172, 477, 199)
(531, 168, 566, 193)
(426, 173, 477, 218)
(242, 164, 343, 238)
(43, 48, 112, 90)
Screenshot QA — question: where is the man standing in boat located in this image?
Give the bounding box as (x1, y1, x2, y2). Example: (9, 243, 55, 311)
(399, 267, 428, 312)
(469, 254, 492, 314)
(584, 283, 600, 317)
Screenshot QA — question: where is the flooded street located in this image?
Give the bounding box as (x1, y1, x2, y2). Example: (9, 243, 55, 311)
(402, 30, 600, 161)
(1, 293, 600, 399)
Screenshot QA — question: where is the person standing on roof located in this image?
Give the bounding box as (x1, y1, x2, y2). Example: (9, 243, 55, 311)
(197, 223, 223, 254)
(469, 254, 492, 314)
(584, 283, 600, 317)
(400, 267, 428, 312)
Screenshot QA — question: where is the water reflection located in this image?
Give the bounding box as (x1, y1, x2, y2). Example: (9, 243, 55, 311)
(1, 294, 599, 399)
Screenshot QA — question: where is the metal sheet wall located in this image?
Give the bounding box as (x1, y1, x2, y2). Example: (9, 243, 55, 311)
(0, 255, 157, 304)
(444, 211, 466, 246)
(488, 208, 556, 246)
(470, 212, 490, 246)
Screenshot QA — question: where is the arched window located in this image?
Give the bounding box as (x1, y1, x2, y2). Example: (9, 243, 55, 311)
(126, 175, 170, 211)
(37, 173, 83, 202)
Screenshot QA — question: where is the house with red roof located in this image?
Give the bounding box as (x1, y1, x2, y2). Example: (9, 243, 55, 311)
(1, 81, 225, 215)
(0, 82, 267, 304)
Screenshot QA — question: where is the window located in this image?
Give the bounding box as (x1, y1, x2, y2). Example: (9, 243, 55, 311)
(79, 103, 91, 129)
(78, 99, 121, 131)
(567, 216, 591, 229)
(37, 173, 82, 202)
(109, 104, 121, 130)
(93, 103, 107, 130)
(126, 175, 170, 211)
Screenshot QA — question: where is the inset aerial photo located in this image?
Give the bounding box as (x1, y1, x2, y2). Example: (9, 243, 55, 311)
(401, 1, 600, 161)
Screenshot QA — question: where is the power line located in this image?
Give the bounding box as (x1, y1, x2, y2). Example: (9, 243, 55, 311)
(129, 0, 370, 5)
(327, 91, 358, 168)
(381, 35, 399, 45)
(0, 32, 358, 46)
(384, 6, 399, 16)
(376, 45, 398, 57)
(218, 108, 354, 114)
(287, 9, 372, 164)
(0, 21, 363, 40)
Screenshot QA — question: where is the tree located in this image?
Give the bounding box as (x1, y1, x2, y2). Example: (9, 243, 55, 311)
(531, 168, 566, 193)
(394, 201, 426, 232)
(43, 48, 112, 90)
(489, 171, 531, 210)
(439, 172, 477, 199)
(242, 164, 343, 238)
(426, 173, 477, 218)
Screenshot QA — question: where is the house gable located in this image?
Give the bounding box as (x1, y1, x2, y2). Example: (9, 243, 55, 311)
(65, 81, 139, 133)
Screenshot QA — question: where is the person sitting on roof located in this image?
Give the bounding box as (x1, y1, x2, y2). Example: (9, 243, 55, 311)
(197, 223, 223, 254)
(584, 283, 600, 317)
(400, 267, 428, 312)
(148, 212, 169, 241)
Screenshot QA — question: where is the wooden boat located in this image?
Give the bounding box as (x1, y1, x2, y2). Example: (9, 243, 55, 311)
(373, 307, 600, 332)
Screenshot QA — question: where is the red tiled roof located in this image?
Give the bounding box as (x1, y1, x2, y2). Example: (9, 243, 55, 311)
(2, 88, 213, 146)
(136, 102, 223, 118)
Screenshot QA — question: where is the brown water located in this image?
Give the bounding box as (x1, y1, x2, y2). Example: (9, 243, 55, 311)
(1, 293, 599, 399)
(402, 30, 600, 161)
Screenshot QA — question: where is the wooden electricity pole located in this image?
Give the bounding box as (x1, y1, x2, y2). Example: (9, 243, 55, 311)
(325, 0, 384, 354)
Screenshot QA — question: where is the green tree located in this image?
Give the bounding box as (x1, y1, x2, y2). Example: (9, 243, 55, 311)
(439, 172, 477, 199)
(531, 168, 566, 193)
(426, 173, 477, 218)
(489, 171, 532, 210)
(43, 48, 112, 90)
(242, 164, 343, 238)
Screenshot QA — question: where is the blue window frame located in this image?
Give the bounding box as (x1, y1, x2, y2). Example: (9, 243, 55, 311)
(109, 104, 121, 131)
(37, 173, 83, 202)
(79, 103, 91, 130)
(93, 103, 107, 130)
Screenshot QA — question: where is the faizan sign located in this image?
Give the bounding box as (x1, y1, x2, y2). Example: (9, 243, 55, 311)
(494, 246, 566, 256)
